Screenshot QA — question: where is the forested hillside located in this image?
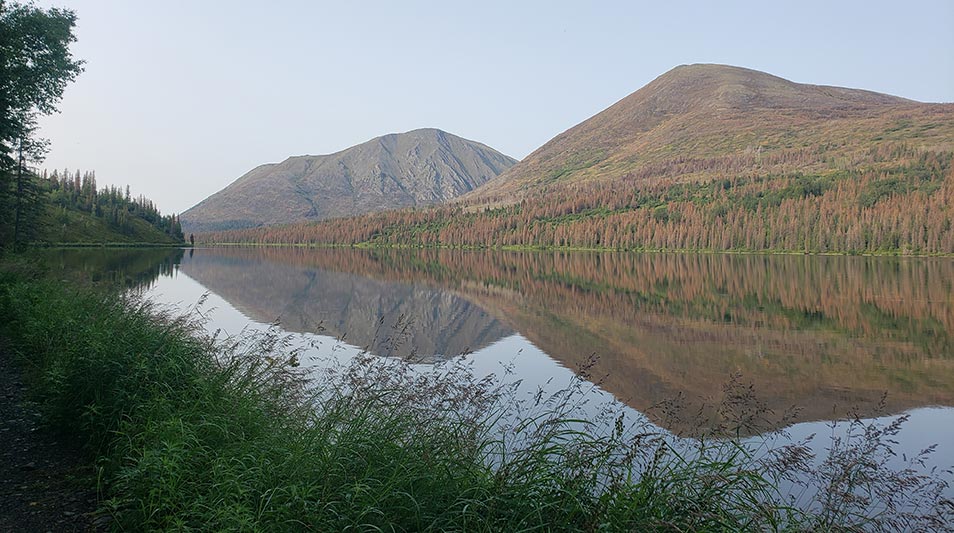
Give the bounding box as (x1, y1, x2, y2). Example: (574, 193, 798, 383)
(200, 66, 954, 255)
(2, 168, 185, 245)
(201, 146, 954, 254)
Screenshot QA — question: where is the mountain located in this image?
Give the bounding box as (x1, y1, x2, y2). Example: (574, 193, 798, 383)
(469, 63, 951, 200)
(181, 128, 517, 233)
(201, 64, 954, 255)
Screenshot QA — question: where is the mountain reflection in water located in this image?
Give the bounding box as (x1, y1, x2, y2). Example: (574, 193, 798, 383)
(179, 249, 512, 361)
(170, 247, 954, 433)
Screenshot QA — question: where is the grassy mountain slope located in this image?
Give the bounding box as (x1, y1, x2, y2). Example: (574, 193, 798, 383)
(181, 128, 517, 233)
(469, 63, 952, 201)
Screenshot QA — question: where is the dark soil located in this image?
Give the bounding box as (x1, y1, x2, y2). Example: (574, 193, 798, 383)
(0, 349, 106, 532)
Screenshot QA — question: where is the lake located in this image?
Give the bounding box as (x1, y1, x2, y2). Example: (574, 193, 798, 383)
(40, 246, 954, 485)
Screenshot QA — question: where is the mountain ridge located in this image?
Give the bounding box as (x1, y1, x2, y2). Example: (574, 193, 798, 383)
(467, 63, 949, 201)
(181, 128, 517, 234)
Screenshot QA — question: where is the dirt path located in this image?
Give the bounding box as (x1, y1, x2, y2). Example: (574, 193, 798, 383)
(0, 349, 105, 532)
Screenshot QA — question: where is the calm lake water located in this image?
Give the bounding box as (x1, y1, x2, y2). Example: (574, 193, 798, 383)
(40, 246, 954, 481)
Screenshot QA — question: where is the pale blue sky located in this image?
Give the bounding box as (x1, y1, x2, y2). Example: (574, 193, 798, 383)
(35, 0, 954, 214)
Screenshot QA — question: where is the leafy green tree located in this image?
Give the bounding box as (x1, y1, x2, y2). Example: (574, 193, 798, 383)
(0, 0, 83, 246)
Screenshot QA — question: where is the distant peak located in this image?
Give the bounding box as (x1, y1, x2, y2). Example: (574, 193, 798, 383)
(405, 127, 446, 135)
(652, 63, 794, 86)
(636, 63, 908, 112)
(379, 128, 447, 139)
(667, 63, 767, 74)
(180, 126, 516, 233)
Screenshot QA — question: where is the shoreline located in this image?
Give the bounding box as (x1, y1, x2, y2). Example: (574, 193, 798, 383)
(193, 240, 954, 259)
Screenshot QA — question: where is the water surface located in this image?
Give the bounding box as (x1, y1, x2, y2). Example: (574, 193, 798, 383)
(42, 247, 954, 464)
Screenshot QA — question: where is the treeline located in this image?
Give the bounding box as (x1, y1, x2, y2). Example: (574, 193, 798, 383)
(42, 169, 184, 241)
(203, 146, 954, 255)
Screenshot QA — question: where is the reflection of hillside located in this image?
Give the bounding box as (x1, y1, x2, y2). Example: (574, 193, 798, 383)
(447, 254, 954, 431)
(38, 247, 184, 290)
(179, 250, 511, 361)
(188, 247, 954, 432)
(475, 292, 952, 433)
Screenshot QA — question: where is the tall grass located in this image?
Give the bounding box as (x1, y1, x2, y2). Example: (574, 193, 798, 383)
(0, 265, 951, 531)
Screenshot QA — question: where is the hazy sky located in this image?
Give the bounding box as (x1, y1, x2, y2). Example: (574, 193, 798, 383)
(33, 0, 954, 214)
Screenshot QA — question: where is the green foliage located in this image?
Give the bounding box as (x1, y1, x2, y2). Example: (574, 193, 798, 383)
(651, 205, 670, 222)
(0, 169, 49, 244)
(734, 174, 836, 211)
(0, 2, 84, 247)
(542, 150, 606, 183)
(537, 206, 622, 225)
(859, 178, 904, 208)
(0, 2, 83, 167)
(0, 166, 184, 245)
(37, 207, 181, 245)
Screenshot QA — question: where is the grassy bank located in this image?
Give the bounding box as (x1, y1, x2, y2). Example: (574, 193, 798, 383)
(0, 260, 951, 531)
